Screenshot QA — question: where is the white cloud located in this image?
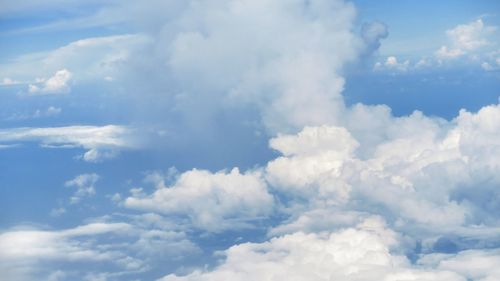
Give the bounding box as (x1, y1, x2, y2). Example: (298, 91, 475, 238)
(436, 19, 497, 60)
(65, 173, 99, 204)
(374, 56, 410, 71)
(28, 69, 72, 94)
(0, 219, 199, 281)
(0, 125, 138, 162)
(0, 34, 149, 84)
(0, 222, 140, 281)
(2, 1, 500, 279)
(447, 19, 495, 51)
(263, 103, 500, 234)
(266, 126, 357, 203)
(125, 168, 274, 232)
(420, 249, 500, 281)
(155, 0, 370, 132)
(161, 218, 465, 281)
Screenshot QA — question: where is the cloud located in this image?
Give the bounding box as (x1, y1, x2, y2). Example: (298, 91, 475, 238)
(0, 222, 139, 281)
(266, 126, 357, 203)
(0, 34, 148, 83)
(145, 0, 371, 132)
(374, 56, 410, 71)
(0, 0, 387, 135)
(28, 69, 72, 94)
(124, 168, 274, 232)
(446, 19, 495, 51)
(65, 173, 99, 204)
(161, 218, 465, 281)
(0, 125, 138, 162)
(419, 249, 500, 281)
(0, 220, 199, 281)
(126, 101, 500, 278)
(435, 46, 465, 59)
(373, 19, 498, 71)
(263, 102, 500, 237)
(361, 21, 389, 53)
(436, 19, 497, 60)
(1, 77, 22, 86)
(2, 0, 500, 279)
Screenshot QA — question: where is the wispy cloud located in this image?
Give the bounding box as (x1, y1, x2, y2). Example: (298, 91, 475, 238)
(0, 125, 139, 162)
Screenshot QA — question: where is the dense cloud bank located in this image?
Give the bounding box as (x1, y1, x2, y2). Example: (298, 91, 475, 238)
(127, 103, 500, 280)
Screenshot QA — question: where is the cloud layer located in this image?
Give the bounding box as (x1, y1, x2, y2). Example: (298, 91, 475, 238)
(1, 0, 499, 280)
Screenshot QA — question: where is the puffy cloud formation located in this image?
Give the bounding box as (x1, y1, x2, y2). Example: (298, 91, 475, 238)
(161, 218, 465, 281)
(374, 19, 498, 71)
(125, 168, 273, 232)
(374, 56, 410, 71)
(266, 126, 357, 203)
(264, 103, 500, 238)
(122, 102, 500, 280)
(0, 125, 139, 162)
(436, 19, 497, 59)
(158, 0, 365, 132)
(446, 19, 495, 51)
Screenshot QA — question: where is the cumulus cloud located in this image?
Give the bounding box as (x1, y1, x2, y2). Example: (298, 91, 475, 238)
(114, 101, 500, 279)
(264, 103, 500, 237)
(447, 19, 495, 51)
(124, 168, 273, 232)
(0, 125, 139, 162)
(140, 0, 370, 132)
(436, 19, 497, 59)
(161, 218, 465, 281)
(28, 69, 72, 94)
(266, 126, 357, 203)
(374, 19, 498, 71)
(374, 56, 410, 71)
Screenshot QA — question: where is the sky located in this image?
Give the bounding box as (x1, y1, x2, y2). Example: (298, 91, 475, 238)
(0, 0, 500, 280)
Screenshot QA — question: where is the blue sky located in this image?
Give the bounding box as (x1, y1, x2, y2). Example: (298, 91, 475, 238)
(1, 1, 500, 280)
